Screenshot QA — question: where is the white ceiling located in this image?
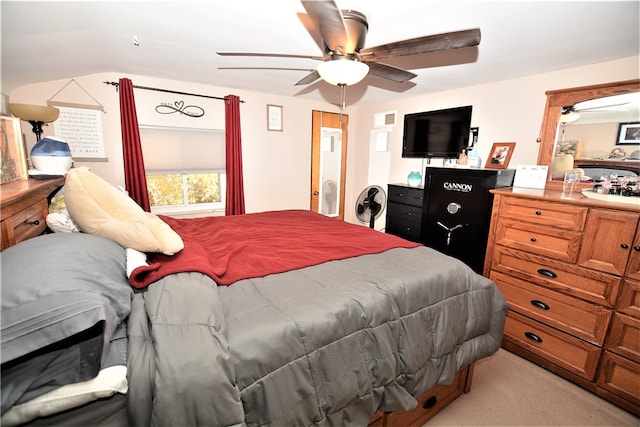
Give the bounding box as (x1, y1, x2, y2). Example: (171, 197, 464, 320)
(1, 1, 639, 108)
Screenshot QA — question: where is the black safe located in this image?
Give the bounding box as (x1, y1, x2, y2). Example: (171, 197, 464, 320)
(421, 167, 515, 274)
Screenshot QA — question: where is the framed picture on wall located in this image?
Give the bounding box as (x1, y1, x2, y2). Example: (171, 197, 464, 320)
(617, 122, 640, 144)
(267, 104, 283, 131)
(485, 142, 515, 169)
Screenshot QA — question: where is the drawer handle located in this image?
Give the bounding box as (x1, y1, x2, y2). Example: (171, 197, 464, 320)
(537, 268, 557, 278)
(423, 396, 437, 410)
(524, 332, 543, 343)
(530, 299, 550, 310)
(634, 246, 640, 252)
(29, 220, 40, 226)
(620, 243, 629, 249)
(535, 211, 542, 215)
(530, 237, 537, 242)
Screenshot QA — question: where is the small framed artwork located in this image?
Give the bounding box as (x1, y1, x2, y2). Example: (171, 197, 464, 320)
(1, 116, 28, 184)
(616, 122, 640, 144)
(485, 142, 516, 169)
(267, 104, 283, 131)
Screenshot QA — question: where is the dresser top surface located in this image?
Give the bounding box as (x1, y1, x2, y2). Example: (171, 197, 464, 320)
(492, 187, 640, 212)
(1, 178, 65, 206)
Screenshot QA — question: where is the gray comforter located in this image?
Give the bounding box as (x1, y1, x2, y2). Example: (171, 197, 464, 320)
(127, 246, 507, 427)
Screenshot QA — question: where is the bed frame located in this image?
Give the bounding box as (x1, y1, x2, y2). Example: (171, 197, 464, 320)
(369, 364, 474, 426)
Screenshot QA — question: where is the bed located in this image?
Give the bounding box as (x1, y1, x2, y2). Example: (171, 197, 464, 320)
(1, 168, 508, 426)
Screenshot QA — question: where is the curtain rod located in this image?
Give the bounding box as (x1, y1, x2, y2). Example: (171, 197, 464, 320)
(103, 81, 245, 103)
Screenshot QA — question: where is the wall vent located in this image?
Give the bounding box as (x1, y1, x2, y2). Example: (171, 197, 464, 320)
(374, 111, 397, 128)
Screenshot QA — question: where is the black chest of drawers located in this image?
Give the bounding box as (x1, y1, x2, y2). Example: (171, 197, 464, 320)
(385, 184, 424, 243)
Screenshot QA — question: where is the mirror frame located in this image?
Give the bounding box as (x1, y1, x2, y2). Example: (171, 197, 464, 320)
(536, 78, 640, 190)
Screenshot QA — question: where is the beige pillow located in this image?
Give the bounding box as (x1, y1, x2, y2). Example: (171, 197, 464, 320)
(64, 168, 184, 255)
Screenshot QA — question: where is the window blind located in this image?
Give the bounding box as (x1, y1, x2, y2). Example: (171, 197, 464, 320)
(139, 127, 225, 170)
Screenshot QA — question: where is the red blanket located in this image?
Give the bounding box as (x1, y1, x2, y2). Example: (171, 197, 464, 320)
(129, 210, 420, 288)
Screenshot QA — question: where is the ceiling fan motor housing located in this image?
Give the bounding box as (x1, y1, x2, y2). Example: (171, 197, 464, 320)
(340, 10, 368, 54)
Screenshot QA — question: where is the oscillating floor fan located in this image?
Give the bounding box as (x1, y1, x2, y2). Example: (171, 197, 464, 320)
(355, 185, 386, 229)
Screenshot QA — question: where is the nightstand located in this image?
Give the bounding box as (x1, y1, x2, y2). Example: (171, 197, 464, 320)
(385, 184, 424, 242)
(1, 177, 65, 250)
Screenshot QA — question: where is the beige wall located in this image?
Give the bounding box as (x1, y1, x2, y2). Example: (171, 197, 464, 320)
(9, 56, 639, 224)
(9, 72, 349, 215)
(348, 56, 639, 224)
(563, 122, 640, 158)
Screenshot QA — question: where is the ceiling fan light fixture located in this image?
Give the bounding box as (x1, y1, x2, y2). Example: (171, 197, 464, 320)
(317, 59, 369, 86)
(560, 111, 581, 123)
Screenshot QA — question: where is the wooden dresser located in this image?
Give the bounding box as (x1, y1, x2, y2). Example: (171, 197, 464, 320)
(0, 177, 65, 250)
(484, 187, 640, 415)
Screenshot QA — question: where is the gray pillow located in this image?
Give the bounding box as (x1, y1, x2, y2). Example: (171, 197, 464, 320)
(1, 233, 132, 365)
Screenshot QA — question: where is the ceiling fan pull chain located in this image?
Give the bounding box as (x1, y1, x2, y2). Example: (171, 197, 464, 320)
(339, 83, 346, 111)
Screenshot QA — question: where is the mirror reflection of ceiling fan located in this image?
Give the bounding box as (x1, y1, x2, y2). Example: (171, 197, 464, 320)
(217, 0, 481, 108)
(561, 92, 640, 124)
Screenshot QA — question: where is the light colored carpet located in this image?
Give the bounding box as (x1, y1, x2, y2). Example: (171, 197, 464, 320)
(426, 349, 639, 426)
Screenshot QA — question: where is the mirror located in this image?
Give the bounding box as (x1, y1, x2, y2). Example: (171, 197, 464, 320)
(537, 79, 640, 189)
(319, 127, 342, 216)
(311, 111, 348, 219)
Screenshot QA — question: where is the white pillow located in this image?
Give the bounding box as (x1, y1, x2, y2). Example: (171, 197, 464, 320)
(64, 168, 184, 255)
(1, 365, 127, 426)
(46, 208, 81, 233)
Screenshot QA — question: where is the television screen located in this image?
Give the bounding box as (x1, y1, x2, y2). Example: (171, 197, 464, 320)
(402, 106, 473, 158)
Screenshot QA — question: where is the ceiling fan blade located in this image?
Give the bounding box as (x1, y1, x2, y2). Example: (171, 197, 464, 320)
(295, 70, 321, 86)
(367, 62, 417, 83)
(360, 28, 481, 61)
(297, 12, 324, 52)
(576, 102, 631, 112)
(301, 0, 347, 53)
(219, 67, 315, 72)
(217, 51, 323, 60)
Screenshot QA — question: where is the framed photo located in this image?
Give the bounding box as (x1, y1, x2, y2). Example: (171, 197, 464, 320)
(485, 142, 516, 169)
(616, 122, 640, 144)
(267, 104, 283, 131)
(1, 116, 28, 184)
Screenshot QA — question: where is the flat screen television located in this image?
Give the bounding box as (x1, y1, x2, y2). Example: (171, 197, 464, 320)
(402, 105, 473, 159)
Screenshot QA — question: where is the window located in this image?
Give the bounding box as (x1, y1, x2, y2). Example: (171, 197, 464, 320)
(139, 126, 225, 214)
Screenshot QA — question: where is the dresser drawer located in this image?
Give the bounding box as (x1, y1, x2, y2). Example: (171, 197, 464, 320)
(386, 217, 421, 242)
(596, 351, 640, 412)
(376, 366, 468, 427)
(387, 202, 422, 224)
(616, 279, 640, 319)
(498, 197, 587, 231)
(494, 218, 582, 262)
(605, 313, 640, 363)
(387, 185, 424, 208)
(504, 311, 602, 380)
(492, 271, 611, 345)
(1, 198, 48, 248)
(491, 246, 621, 307)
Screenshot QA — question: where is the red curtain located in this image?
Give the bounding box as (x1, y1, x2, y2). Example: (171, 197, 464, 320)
(225, 95, 245, 215)
(119, 78, 151, 212)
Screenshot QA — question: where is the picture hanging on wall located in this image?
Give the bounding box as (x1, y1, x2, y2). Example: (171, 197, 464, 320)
(267, 104, 283, 131)
(617, 122, 640, 144)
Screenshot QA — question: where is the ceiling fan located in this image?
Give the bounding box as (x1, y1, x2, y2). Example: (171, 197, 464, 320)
(217, 0, 481, 108)
(561, 99, 633, 124)
(561, 92, 639, 121)
(561, 102, 631, 115)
